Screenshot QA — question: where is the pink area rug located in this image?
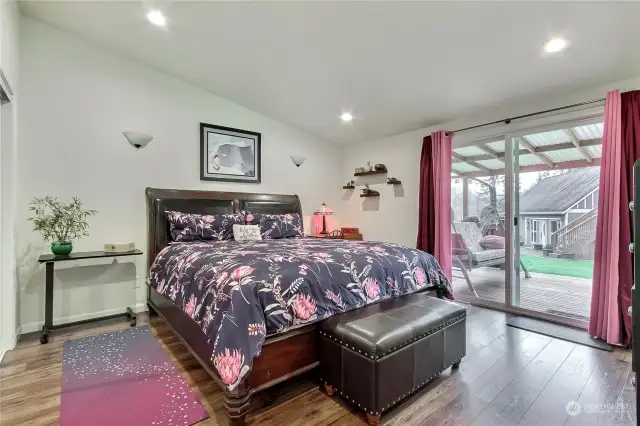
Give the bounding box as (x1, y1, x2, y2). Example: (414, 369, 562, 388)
(60, 326, 209, 426)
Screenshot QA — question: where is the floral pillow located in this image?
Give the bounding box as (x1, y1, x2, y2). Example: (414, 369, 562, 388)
(166, 211, 244, 242)
(244, 212, 304, 239)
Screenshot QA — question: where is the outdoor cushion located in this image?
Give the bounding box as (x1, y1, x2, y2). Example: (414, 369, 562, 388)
(479, 235, 505, 249)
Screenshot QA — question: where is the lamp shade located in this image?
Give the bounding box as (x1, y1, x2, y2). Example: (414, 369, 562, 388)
(290, 155, 306, 167)
(314, 203, 333, 216)
(123, 131, 153, 149)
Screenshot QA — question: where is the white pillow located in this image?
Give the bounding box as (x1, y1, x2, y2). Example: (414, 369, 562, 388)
(233, 224, 262, 242)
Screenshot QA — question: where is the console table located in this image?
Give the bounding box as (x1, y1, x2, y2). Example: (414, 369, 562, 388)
(37, 249, 143, 344)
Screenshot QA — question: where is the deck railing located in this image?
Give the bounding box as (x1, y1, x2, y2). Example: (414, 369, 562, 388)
(550, 207, 598, 251)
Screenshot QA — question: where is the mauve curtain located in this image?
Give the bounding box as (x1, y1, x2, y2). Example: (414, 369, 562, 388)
(589, 89, 640, 346)
(417, 130, 452, 280)
(618, 90, 640, 346)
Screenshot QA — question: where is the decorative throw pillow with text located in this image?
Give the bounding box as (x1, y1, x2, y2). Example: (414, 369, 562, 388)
(232, 224, 263, 242)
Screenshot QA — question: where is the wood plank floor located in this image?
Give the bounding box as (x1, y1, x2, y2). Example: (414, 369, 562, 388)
(0, 306, 634, 426)
(453, 268, 592, 321)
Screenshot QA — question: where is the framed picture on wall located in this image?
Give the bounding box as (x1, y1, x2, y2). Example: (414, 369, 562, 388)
(200, 122, 261, 183)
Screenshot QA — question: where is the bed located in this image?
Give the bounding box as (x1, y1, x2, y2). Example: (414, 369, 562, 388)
(145, 188, 452, 425)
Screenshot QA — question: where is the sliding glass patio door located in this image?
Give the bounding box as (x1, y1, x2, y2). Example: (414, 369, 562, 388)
(451, 118, 603, 328)
(450, 138, 507, 307)
(507, 122, 602, 327)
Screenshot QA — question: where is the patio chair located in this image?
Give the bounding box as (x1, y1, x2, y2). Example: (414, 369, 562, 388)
(452, 222, 531, 298)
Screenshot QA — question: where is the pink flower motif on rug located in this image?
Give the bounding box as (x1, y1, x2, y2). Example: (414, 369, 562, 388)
(363, 277, 380, 300)
(245, 213, 255, 223)
(214, 348, 245, 385)
(295, 294, 317, 320)
(202, 215, 215, 223)
(231, 265, 255, 280)
(313, 252, 331, 259)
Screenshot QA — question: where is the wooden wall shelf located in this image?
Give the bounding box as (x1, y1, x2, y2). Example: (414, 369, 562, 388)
(342, 185, 355, 189)
(360, 192, 380, 198)
(354, 170, 387, 177)
(387, 180, 402, 185)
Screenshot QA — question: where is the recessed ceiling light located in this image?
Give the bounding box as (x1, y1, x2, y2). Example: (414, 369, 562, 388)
(544, 37, 567, 53)
(147, 9, 167, 28)
(340, 112, 353, 122)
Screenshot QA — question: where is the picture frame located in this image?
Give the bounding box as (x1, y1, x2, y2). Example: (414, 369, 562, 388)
(200, 122, 261, 183)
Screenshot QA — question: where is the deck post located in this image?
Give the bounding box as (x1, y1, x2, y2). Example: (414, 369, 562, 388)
(463, 177, 469, 219)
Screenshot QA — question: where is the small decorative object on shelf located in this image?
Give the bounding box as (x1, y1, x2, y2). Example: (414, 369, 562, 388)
(343, 180, 355, 189)
(374, 163, 387, 172)
(104, 242, 136, 253)
(387, 177, 402, 185)
(367, 161, 373, 172)
(361, 184, 380, 198)
(28, 196, 97, 255)
(314, 203, 334, 235)
(355, 167, 365, 173)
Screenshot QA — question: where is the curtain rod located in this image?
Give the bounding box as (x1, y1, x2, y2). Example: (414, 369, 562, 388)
(447, 98, 606, 135)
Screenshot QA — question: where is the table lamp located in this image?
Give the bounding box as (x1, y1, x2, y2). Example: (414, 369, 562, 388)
(314, 203, 333, 235)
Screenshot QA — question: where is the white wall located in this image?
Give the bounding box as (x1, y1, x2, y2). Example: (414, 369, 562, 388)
(16, 17, 342, 332)
(341, 75, 640, 247)
(0, 0, 19, 355)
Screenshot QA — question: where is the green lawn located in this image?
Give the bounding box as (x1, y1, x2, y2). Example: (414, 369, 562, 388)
(520, 254, 594, 279)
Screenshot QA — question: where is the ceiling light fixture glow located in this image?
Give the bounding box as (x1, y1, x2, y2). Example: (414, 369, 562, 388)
(147, 9, 167, 28)
(340, 112, 353, 122)
(544, 37, 567, 53)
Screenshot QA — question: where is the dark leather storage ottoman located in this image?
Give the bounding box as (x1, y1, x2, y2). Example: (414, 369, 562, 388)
(318, 292, 467, 425)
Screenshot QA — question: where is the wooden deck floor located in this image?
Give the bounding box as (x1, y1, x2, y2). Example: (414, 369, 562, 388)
(453, 267, 592, 321)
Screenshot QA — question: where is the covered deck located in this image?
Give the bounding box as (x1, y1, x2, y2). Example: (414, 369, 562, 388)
(451, 122, 603, 323)
(452, 267, 592, 321)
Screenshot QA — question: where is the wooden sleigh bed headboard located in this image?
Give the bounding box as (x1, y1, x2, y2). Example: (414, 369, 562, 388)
(145, 187, 302, 268)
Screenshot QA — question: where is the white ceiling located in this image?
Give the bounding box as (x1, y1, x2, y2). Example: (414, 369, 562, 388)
(20, 1, 640, 144)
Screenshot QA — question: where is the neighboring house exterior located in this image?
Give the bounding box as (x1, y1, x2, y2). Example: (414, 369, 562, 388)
(519, 168, 599, 258)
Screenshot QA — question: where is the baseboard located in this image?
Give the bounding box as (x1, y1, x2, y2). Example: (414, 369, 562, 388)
(19, 303, 148, 334)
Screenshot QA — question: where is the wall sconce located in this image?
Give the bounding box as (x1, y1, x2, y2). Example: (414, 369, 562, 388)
(290, 155, 306, 167)
(123, 131, 153, 149)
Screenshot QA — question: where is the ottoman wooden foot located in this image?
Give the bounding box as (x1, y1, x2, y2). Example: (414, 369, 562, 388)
(367, 413, 380, 425)
(452, 360, 461, 369)
(324, 383, 335, 397)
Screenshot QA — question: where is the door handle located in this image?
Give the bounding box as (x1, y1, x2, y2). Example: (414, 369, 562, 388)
(629, 306, 633, 316)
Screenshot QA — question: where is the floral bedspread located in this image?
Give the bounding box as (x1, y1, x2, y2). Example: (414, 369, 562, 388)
(147, 238, 452, 391)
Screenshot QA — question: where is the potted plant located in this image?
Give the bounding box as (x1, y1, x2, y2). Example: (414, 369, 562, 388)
(28, 196, 97, 255)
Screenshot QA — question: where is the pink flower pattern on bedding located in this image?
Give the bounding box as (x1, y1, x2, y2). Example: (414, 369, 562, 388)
(148, 238, 452, 391)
